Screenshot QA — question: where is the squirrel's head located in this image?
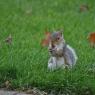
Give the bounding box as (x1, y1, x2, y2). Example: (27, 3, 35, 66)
(50, 30, 64, 46)
(41, 29, 65, 47)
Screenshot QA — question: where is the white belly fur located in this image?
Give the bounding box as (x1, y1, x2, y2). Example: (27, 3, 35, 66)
(56, 57, 65, 69)
(48, 57, 65, 71)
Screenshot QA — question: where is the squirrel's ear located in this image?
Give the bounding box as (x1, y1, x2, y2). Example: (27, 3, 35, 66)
(58, 29, 64, 35)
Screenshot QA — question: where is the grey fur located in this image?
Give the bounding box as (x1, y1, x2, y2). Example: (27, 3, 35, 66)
(48, 31, 78, 71)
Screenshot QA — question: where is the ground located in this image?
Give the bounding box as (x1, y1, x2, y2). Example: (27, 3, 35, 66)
(0, 0, 95, 94)
(0, 90, 32, 95)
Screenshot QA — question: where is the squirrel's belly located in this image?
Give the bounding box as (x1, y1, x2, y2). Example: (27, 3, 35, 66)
(56, 57, 65, 68)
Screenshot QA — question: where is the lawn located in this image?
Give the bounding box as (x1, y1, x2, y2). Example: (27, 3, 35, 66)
(0, 0, 95, 94)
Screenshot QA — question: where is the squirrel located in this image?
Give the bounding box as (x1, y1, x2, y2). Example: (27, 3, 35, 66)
(47, 30, 78, 71)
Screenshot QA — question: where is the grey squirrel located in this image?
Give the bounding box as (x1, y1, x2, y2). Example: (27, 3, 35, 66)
(48, 30, 78, 71)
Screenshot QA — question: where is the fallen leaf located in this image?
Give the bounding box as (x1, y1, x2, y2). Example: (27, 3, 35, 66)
(88, 32, 95, 48)
(5, 34, 12, 45)
(5, 80, 11, 89)
(41, 32, 51, 47)
(80, 4, 89, 12)
(41, 39, 49, 47)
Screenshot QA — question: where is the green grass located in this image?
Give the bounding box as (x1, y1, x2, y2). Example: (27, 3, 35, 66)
(0, 0, 95, 94)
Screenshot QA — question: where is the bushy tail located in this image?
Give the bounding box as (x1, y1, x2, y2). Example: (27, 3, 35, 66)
(67, 45, 78, 65)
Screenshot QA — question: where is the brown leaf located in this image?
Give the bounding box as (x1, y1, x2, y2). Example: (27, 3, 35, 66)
(88, 32, 95, 48)
(41, 32, 51, 47)
(5, 34, 12, 44)
(5, 80, 11, 89)
(80, 4, 89, 12)
(41, 39, 49, 47)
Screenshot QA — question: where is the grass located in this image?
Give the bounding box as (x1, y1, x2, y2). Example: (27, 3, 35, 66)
(0, 0, 95, 94)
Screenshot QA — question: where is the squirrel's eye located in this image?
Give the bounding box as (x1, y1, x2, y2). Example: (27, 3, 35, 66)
(57, 37, 60, 40)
